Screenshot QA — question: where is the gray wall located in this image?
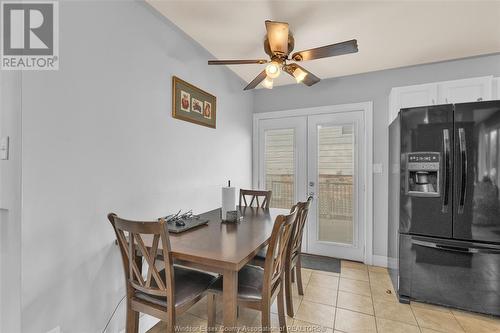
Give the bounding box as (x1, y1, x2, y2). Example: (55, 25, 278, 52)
(17, 1, 253, 332)
(0, 71, 22, 333)
(253, 53, 500, 257)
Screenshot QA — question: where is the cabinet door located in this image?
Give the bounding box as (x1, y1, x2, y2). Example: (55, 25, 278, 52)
(493, 77, 500, 100)
(389, 84, 437, 124)
(438, 76, 492, 104)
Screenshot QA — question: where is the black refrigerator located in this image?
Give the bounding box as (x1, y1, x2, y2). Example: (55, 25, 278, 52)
(388, 100, 500, 316)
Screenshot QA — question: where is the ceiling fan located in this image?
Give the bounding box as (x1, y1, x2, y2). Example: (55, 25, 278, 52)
(208, 20, 358, 90)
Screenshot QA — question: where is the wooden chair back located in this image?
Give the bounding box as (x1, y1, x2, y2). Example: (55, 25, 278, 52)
(239, 189, 272, 208)
(108, 213, 175, 300)
(289, 197, 313, 260)
(262, 207, 298, 295)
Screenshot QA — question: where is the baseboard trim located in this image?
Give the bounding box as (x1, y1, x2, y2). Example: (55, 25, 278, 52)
(387, 257, 397, 270)
(119, 314, 160, 333)
(372, 255, 388, 267)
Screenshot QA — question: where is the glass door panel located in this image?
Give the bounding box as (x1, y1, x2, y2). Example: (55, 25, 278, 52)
(257, 117, 307, 211)
(318, 125, 354, 245)
(264, 128, 295, 209)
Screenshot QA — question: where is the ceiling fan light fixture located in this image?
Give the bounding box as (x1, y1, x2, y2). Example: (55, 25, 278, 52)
(262, 76, 274, 89)
(293, 67, 308, 83)
(265, 61, 281, 79)
(207, 21, 358, 90)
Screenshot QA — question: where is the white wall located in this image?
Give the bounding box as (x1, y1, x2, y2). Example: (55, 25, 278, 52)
(16, 1, 253, 332)
(253, 53, 500, 259)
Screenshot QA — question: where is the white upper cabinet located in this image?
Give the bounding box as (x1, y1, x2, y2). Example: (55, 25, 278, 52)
(396, 83, 438, 108)
(389, 76, 495, 124)
(389, 83, 437, 124)
(437, 76, 492, 104)
(493, 77, 500, 100)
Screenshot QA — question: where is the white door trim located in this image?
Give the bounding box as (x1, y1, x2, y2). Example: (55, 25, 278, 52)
(253, 102, 373, 265)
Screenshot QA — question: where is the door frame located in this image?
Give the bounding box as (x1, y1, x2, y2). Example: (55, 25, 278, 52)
(253, 102, 374, 265)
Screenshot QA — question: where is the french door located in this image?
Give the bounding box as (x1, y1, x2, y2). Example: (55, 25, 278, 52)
(307, 112, 365, 261)
(256, 111, 366, 261)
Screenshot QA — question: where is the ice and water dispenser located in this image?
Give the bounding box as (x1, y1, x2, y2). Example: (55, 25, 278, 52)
(405, 152, 440, 197)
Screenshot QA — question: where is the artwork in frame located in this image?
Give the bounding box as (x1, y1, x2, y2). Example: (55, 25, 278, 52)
(191, 98, 203, 114)
(172, 76, 216, 128)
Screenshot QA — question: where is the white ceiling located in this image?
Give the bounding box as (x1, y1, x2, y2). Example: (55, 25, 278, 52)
(147, 1, 500, 88)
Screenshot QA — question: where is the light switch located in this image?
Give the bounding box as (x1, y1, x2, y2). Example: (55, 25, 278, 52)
(373, 163, 383, 174)
(0, 137, 9, 160)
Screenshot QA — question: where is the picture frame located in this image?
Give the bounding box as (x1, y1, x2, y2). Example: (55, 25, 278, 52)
(172, 76, 217, 129)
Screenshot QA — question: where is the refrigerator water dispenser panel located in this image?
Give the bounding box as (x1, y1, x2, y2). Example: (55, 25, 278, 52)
(405, 152, 440, 197)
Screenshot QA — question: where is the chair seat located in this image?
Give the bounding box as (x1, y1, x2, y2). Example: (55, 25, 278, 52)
(135, 266, 219, 308)
(209, 265, 265, 301)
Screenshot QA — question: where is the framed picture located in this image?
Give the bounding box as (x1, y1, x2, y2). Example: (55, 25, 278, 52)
(172, 76, 216, 128)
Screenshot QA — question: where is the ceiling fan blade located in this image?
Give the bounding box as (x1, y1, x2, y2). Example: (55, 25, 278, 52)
(208, 59, 268, 65)
(291, 39, 358, 61)
(265, 20, 289, 56)
(283, 63, 320, 86)
(244, 70, 267, 91)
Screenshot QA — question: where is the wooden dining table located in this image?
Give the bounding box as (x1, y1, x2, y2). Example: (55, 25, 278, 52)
(144, 206, 288, 329)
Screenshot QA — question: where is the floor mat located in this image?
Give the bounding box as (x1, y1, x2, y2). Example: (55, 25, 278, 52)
(300, 254, 341, 273)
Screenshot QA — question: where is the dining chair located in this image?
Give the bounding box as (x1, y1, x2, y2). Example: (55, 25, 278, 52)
(239, 189, 272, 209)
(252, 197, 313, 317)
(108, 213, 218, 333)
(206, 208, 298, 333)
(283, 196, 313, 317)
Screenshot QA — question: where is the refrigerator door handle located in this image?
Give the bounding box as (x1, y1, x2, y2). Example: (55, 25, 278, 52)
(412, 239, 500, 254)
(442, 129, 450, 213)
(458, 128, 467, 214)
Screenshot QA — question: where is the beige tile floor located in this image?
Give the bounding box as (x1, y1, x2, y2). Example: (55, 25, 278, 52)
(148, 260, 500, 333)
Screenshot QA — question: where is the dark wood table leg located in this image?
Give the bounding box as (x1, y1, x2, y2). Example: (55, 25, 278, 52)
(223, 269, 238, 331)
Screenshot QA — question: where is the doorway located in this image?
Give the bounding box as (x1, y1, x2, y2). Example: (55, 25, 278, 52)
(253, 102, 373, 263)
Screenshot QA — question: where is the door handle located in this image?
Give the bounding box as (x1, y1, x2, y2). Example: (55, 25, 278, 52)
(458, 128, 467, 214)
(442, 129, 450, 213)
(412, 239, 500, 254)
(413, 239, 471, 253)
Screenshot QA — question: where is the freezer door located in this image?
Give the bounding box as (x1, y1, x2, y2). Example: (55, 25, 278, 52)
(454, 101, 500, 243)
(400, 105, 453, 237)
(399, 234, 500, 316)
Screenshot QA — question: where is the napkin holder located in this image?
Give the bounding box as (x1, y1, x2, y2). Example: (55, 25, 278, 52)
(222, 210, 243, 223)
